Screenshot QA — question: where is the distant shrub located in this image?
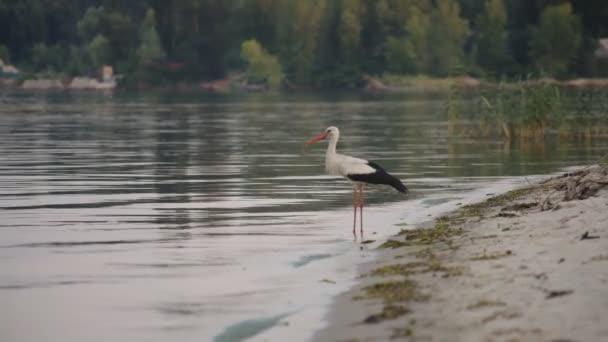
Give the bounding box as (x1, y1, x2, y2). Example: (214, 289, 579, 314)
(0, 45, 10, 63)
(87, 34, 111, 68)
(29, 43, 66, 73)
(240, 39, 284, 89)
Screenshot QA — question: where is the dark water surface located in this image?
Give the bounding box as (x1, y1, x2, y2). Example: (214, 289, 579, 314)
(1, 91, 605, 341)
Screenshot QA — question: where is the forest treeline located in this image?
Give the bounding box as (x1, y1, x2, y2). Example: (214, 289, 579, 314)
(1, 0, 607, 88)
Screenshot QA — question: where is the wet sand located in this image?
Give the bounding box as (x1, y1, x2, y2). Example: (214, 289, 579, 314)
(317, 166, 608, 341)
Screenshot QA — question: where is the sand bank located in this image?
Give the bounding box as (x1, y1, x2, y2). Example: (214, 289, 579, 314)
(317, 166, 608, 342)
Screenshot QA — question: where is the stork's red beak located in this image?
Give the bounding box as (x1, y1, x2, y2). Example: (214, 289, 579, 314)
(306, 132, 328, 145)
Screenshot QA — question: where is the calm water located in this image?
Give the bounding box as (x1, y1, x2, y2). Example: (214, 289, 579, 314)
(1, 91, 606, 342)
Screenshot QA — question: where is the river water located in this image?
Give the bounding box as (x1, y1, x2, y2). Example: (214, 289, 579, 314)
(1, 91, 606, 342)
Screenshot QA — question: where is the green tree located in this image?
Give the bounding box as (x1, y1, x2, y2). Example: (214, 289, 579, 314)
(136, 8, 166, 64)
(474, 0, 512, 77)
(338, 0, 363, 60)
(168, 0, 231, 80)
(530, 3, 582, 77)
(77, 6, 105, 41)
(0, 44, 9, 63)
(76, 6, 134, 72)
(427, 0, 469, 76)
(66, 45, 88, 75)
(314, 0, 365, 87)
(30, 43, 65, 73)
(359, 0, 390, 74)
(241, 39, 284, 89)
(274, 0, 326, 85)
(0, 0, 49, 62)
(102, 10, 135, 72)
(87, 34, 111, 68)
(402, 5, 432, 73)
(385, 36, 414, 74)
(0, 0, 605, 86)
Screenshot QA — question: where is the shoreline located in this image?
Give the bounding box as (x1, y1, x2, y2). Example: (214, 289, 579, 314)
(4, 76, 608, 94)
(316, 166, 608, 341)
(253, 177, 536, 342)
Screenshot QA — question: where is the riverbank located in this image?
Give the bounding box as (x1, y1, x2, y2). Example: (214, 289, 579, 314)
(317, 166, 608, 341)
(370, 74, 608, 93)
(4, 73, 608, 94)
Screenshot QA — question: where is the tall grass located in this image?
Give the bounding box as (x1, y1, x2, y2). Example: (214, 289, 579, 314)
(481, 80, 561, 140)
(447, 79, 608, 141)
(558, 88, 608, 141)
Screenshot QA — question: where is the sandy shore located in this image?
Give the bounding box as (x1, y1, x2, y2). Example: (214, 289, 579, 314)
(316, 166, 608, 342)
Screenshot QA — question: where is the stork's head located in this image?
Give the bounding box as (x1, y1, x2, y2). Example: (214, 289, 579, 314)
(306, 126, 339, 145)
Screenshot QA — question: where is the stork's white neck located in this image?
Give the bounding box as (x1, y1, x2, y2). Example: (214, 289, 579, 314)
(326, 132, 338, 156)
(323, 129, 343, 176)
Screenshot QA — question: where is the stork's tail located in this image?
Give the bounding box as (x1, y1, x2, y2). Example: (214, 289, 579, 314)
(389, 174, 408, 194)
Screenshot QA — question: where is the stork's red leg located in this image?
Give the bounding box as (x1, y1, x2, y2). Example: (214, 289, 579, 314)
(352, 189, 358, 238)
(359, 187, 364, 236)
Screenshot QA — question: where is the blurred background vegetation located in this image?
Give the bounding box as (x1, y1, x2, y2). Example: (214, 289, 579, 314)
(1, 0, 607, 88)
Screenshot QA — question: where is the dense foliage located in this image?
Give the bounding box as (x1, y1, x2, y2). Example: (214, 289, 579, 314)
(0, 0, 607, 87)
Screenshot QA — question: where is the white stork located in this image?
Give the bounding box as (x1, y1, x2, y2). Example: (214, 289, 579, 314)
(306, 126, 408, 238)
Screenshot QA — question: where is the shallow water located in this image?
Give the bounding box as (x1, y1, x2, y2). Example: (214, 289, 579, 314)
(0, 91, 606, 342)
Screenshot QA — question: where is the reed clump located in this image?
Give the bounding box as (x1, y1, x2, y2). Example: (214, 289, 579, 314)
(557, 88, 608, 141)
(477, 80, 560, 141)
(447, 79, 608, 141)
